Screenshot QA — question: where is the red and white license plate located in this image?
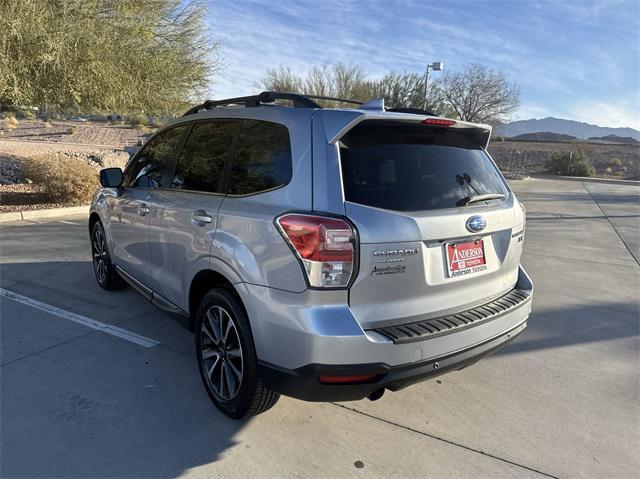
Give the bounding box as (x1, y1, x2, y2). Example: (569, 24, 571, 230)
(446, 240, 487, 278)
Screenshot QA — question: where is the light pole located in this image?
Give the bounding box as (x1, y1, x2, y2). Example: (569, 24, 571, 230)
(424, 61, 444, 110)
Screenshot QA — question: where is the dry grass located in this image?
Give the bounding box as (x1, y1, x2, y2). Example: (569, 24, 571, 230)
(4, 116, 18, 130)
(21, 153, 98, 204)
(99, 154, 129, 170)
(43, 119, 53, 129)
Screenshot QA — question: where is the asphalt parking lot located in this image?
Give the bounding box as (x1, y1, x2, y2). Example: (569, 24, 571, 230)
(1, 178, 638, 478)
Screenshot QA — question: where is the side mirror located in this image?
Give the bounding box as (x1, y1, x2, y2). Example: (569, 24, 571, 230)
(99, 168, 123, 188)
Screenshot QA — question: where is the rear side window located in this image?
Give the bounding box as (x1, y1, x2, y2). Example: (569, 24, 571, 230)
(171, 120, 240, 193)
(228, 120, 292, 195)
(340, 121, 508, 211)
(124, 125, 187, 188)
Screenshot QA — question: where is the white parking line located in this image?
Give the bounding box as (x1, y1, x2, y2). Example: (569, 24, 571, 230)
(0, 288, 159, 348)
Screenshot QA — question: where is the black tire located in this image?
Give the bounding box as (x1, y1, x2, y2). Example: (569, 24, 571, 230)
(91, 221, 126, 290)
(195, 288, 280, 419)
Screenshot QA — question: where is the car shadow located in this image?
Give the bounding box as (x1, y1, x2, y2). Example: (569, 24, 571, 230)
(496, 298, 639, 357)
(0, 260, 248, 478)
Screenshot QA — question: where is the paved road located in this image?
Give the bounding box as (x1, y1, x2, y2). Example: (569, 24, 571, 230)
(1, 178, 638, 478)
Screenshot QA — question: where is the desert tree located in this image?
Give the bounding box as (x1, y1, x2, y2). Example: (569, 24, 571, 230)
(260, 63, 373, 107)
(260, 65, 304, 94)
(437, 63, 520, 124)
(261, 64, 447, 113)
(0, 0, 220, 114)
(369, 71, 448, 113)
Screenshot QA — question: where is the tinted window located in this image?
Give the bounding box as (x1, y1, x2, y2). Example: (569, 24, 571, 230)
(228, 120, 291, 195)
(340, 121, 509, 211)
(171, 120, 240, 193)
(124, 125, 187, 188)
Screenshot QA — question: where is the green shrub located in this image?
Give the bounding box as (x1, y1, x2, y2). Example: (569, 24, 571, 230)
(610, 158, 622, 167)
(148, 117, 166, 129)
(18, 110, 36, 120)
(544, 150, 594, 177)
(22, 153, 98, 204)
(128, 114, 148, 128)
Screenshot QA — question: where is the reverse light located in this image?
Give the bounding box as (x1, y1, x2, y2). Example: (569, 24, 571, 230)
(277, 213, 356, 288)
(421, 118, 456, 126)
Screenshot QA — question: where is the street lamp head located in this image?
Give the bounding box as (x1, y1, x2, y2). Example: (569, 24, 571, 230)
(431, 61, 444, 71)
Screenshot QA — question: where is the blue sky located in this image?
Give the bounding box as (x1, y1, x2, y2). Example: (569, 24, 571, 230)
(206, 0, 639, 129)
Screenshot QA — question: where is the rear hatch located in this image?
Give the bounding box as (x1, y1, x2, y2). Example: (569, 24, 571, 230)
(337, 118, 525, 330)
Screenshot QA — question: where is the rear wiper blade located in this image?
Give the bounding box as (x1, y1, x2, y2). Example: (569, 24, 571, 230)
(457, 193, 506, 207)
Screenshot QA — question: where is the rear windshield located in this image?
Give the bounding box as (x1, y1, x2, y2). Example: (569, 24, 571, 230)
(339, 121, 508, 211)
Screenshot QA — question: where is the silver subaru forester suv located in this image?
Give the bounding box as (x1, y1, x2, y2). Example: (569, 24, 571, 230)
(90, 92, 533, 419)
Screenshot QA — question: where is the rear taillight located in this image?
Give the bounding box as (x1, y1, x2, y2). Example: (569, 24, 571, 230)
(276, 213, 356, 288)
(421, 118, 456, 126)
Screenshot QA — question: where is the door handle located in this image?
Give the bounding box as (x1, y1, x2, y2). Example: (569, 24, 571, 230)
(137, 204, 150, 216)
(191, 210, 213, 225)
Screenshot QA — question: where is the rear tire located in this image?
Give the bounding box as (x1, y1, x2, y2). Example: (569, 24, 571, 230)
(195, 288, 279, 419)
(91, 221, 126, 290)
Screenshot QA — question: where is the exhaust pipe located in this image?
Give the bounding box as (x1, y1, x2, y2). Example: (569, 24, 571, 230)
(367, 388, 385, 401)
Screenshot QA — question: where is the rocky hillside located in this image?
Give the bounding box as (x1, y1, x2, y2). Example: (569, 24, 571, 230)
(511, 132, 577, 142)
(496, 117, 640, 141)
(587, 135, 639, 145)
(488, 139, 639, 180)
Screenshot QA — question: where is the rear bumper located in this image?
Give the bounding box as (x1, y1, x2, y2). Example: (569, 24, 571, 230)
(259, 319, 526, 402)
(238, 265, 533, 399)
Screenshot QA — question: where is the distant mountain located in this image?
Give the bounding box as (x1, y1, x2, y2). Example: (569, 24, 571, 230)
(511, 132, 577, 142)
(587, 134, 639, 145)
(496, 117, 640, 141)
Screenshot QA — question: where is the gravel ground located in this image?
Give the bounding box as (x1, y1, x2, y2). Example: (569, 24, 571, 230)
(0, 121, 136, 213)
(0, 119, 147, 147)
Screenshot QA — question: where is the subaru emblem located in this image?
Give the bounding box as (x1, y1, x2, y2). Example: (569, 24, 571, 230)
(466, 215, 486, 233)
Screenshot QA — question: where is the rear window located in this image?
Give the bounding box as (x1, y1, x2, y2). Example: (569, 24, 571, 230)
(339, 121, 509, 211)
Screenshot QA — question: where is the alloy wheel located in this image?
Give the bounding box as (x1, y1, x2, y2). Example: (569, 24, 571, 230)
(200, 305, 244, 400)
(92, 228, 107, 284)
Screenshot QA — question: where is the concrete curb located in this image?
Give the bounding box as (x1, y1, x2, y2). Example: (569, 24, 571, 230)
(530, 174, 640, 186)
(0, 205, 89, 223)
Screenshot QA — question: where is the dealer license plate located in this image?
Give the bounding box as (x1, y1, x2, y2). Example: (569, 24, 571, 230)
(445, 240, 487, 278)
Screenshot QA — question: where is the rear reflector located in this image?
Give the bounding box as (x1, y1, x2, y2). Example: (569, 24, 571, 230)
(422, 118, 456, 126)
(319, 374, 375, 384)
(277, 213, 356, 288)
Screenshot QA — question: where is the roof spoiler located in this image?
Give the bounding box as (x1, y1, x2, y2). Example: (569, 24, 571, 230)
(321, 110, 492, 148)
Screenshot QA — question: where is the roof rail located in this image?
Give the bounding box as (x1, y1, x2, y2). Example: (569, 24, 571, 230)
(182, 91, 438, 117)
(183, 91, 321, 116)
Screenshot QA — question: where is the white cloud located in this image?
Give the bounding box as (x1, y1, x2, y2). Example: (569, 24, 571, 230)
(567, 100, 640, 130)
(205, 0, 639, 130)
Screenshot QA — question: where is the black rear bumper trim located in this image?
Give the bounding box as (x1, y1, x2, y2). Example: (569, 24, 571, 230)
(258, 320, 527, 402)
(371, 286, 532, 344)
